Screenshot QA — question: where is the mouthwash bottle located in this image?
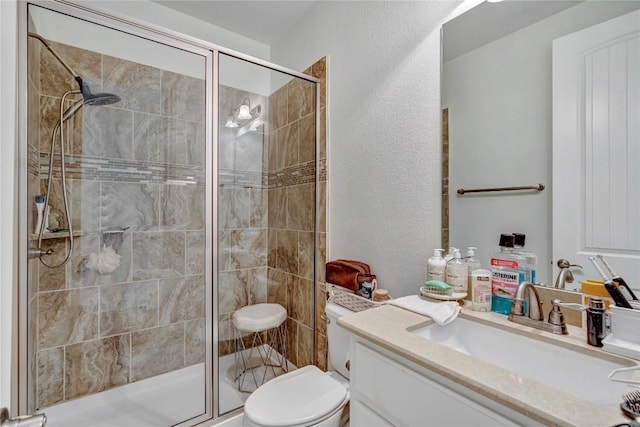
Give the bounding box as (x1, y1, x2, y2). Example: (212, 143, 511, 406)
(490, 234, 528, 315)
(512, 233, 537, 283)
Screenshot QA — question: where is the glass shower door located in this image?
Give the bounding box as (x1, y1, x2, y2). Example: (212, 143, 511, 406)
(24, 4, 211, 426)
(217, 53, 318, 415)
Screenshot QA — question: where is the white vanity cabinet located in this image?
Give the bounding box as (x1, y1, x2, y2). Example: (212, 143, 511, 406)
(350, 339, 540, 427)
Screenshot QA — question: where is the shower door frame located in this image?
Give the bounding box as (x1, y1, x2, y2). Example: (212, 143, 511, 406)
(15, 0, 322, 425)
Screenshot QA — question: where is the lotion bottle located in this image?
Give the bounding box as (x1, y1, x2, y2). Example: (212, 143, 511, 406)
(444, 247, 456, 264)
(446, 249, 467, 293)
(427, 248, 446, 282)
(464, 247, 481, 294)
(471, 269, 492, 312)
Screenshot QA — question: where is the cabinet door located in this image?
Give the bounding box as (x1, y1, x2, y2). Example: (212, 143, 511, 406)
(351, 401, 394, 427)
(352, 343, 516, 426)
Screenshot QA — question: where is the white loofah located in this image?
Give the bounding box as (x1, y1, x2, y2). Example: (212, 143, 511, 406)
(85, 245, 121, 274)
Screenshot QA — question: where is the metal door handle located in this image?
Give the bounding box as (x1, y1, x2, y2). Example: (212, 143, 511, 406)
(1, 408, 46, 427)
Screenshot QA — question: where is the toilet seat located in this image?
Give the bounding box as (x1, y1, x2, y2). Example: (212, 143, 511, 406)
(244, 365, 348, 427)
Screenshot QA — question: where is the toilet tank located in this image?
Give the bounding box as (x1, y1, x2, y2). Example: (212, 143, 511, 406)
(325, 301, 353, 379)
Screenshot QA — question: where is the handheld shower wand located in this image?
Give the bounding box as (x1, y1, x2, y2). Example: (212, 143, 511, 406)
(28, 32, 120, 268)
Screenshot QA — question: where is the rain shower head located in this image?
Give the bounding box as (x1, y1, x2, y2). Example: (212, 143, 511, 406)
(75, 77, 121, 106)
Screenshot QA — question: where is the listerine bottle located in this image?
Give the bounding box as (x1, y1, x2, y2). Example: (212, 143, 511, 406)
(513, 233, 537, 283)
(490, 234, 528, 315)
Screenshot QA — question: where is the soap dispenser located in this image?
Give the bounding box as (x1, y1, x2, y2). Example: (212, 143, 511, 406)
(446, 249, 467, 293)
(427, 248, 446, 281)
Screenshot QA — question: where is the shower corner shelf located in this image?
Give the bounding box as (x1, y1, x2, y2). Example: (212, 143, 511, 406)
(29, 230, 86, 241)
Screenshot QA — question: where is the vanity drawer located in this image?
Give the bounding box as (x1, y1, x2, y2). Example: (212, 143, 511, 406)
(352, 342, 516, 426)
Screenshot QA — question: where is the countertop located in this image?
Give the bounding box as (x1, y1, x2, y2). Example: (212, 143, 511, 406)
(337, 301, 639, 427)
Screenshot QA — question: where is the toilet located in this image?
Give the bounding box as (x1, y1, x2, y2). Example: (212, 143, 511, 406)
(243, 301, 352, 427)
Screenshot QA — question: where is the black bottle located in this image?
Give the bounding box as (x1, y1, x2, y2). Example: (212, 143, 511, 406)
(586, 297, 606, 347)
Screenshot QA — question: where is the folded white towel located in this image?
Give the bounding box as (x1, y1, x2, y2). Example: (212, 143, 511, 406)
(388, 295, 461, 326)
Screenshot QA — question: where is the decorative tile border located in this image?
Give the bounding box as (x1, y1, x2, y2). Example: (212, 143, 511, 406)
(39, 153, 205, 185)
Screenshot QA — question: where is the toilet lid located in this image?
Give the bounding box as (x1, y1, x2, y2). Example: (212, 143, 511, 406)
(244, 365, 347, 427)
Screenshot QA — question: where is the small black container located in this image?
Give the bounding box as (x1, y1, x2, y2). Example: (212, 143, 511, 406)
(586, 297, 606, 347)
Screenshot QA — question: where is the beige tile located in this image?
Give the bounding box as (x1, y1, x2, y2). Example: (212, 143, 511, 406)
(268, 85, 288, 131)
(317, 233, 327, 283)
(218, 230, 231, 272)
(278, 122, 298, 168)
(159, 183, 205, 230)
(100, 280, 158, 336)
(249, 267, 268, 305)
(36, 347, 64, 409)
(131, 231, 185, 281)
(268, 188, 286, 229)
(185, 318, 206, 365)
(230, 229, 267, 269)
(159, 275, 205, 325)
(249, 188, 268, 229)
(131, 324, 184, 381)
(103, 55, 161, 115)
(38, 288, 99, 348)
(287, 78, 314, 124)
(286, 184, 314, 231)
(267, 131, 278, 173)
(38, 239, 67, 292)
(268, 228, 277, 269)
(298, 231, 314, 281)
(267, 268, 287, 308)
(65, 335, 130, 400)
(316, 333, 327, 372)
(298, 113, 316, 164)
(218, 269, 249, 315)
(186, 231, 205, 275)
(161, 71, 205, 122)
(285, 317, 297, 367)
(292, 278, 313, 329)
(316, 283, 328, 337)
(297, 323, 314, 367)
(318, 182, 327, 233)
(276, 230, 298, 275)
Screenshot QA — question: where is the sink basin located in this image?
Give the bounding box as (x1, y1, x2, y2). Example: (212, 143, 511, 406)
(411, 316, 637, 405)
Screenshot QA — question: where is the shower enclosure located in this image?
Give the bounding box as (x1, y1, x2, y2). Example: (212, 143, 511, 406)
(18, 2, 321, 426)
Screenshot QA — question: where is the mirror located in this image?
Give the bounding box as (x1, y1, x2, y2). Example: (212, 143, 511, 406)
(442, 0, 640, 289)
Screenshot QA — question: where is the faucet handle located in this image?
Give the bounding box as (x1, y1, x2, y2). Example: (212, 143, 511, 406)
(548, 299, 569, 334)
(557, 259, 582, 269)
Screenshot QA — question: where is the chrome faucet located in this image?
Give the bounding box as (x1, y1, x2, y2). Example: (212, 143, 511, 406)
(508, 281, 568, 335)
(554, 259, 582, 289)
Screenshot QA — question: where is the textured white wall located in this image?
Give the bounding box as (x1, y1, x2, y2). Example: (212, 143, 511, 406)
(270, 1, 463, 297)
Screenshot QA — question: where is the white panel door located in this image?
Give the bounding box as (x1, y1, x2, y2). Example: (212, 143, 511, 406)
(553, 10, 640, 290)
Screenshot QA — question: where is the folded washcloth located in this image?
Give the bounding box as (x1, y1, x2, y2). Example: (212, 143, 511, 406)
(388, 295, 461, 326)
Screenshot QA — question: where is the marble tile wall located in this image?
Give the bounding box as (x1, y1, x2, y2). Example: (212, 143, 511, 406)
(266, 57, 327, 369)
(217, 57, 327, 373)
(28, 40, 207, 410)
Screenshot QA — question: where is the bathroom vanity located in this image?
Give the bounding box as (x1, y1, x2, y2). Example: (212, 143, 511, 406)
(338, 304, 638, 426)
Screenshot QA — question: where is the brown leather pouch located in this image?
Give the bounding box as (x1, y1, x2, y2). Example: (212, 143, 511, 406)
(325, 259, 376, 292)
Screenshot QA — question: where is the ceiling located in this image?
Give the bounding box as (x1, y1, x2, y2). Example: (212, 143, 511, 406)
(151, 0, 316, 45)
(443, 0, 581, 61)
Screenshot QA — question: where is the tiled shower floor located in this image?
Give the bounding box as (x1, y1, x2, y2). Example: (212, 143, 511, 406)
(40, 346, 291, 427)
